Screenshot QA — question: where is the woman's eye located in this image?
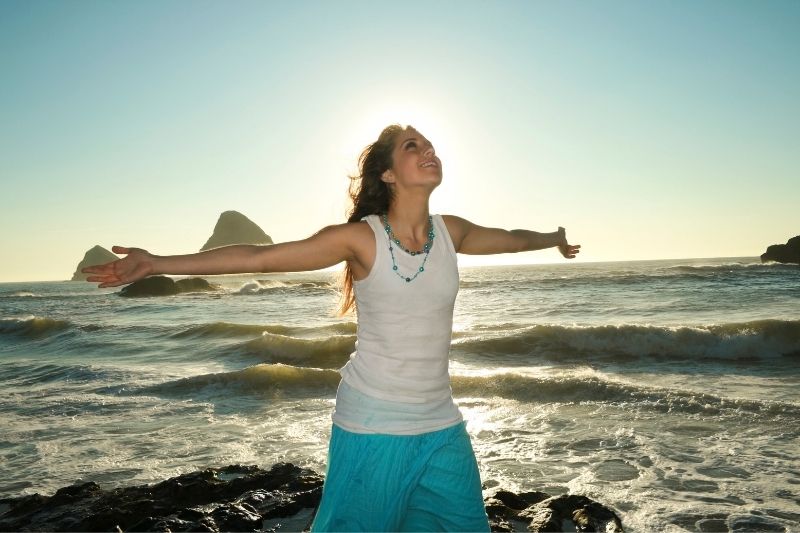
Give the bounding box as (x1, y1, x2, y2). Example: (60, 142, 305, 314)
(405, 142, 416, 149)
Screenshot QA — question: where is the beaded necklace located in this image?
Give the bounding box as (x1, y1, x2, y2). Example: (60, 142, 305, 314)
(381, 214, 435, 283)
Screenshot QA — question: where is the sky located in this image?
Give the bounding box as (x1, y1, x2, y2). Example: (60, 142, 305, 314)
(1, 0, 798, 282)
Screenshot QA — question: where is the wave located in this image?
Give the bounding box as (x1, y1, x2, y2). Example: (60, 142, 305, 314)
(451, 371, 799, 417)
(136, 364, 799, 419)
(235, 332, 355, 367)
(233, 279, 334, 295)
(0, 316, 73, 339)
(172, 321, 356, 340)
(453, 320, 800, 361)
(1, 361, 116, 387)
(140, 363, 341, 398)
(0, 291, 39, 298)
(666, 262, 794, 273)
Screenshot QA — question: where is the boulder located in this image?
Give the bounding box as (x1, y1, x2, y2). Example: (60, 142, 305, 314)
(201, 211, 273, 251)
(71, 246, 119, 281)
(119, 276, 219, 297)
(761, 235, 800, 264)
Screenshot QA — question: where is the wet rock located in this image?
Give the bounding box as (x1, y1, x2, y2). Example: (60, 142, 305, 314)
(0, 463, 624, 532)
(490, 493, 624, 532)
(761, 235, 800, 264)
(0, 463, 323, 532)
(175, 277, 219, 293)
(119, 276, 220, 297)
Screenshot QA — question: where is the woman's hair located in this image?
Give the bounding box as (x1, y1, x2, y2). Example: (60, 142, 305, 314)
(337, 124, 405, 315)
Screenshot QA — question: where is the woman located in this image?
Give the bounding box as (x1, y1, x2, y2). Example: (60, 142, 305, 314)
(83, 124, 580, 531)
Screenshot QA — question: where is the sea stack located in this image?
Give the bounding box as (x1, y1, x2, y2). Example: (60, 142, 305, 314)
(71, 246, 119, 281)
(760, 235, 800, 264)
(200, 211, 273, 251)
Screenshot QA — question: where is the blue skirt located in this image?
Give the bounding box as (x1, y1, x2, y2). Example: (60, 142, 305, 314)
(311, 420, 490, 532)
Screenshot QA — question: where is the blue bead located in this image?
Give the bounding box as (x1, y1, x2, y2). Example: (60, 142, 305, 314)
(405, 277, 411, 282)
(393, 265, 398, 270)
(419, 267, 424, 272)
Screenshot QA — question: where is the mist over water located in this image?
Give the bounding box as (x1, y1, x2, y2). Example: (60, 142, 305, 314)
(1, 257, 798, 531)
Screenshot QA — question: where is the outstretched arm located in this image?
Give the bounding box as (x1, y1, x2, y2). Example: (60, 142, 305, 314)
(83, 224, 362, 288)
(442, 215, 580, 258)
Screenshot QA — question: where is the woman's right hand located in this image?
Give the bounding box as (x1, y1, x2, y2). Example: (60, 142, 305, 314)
(82, 246, 155, 288)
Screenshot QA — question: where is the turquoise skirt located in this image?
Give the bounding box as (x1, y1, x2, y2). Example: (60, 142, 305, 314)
(311, 420, 490, 532)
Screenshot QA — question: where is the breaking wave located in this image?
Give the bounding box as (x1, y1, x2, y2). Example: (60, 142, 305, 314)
(453, 320, 800, 361)
(0, 316, 73, 339)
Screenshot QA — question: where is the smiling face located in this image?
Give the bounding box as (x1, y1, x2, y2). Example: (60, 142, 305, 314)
(381, 126, 442, 191)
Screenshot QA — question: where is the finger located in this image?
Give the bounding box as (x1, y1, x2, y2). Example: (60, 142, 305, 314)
(86, 275, 120, 283)
(111, 246, 131, 255)
(82, 265, 111, 274)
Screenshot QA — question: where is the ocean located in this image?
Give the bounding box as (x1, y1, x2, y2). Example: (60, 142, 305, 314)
(0, 257, 798, 531)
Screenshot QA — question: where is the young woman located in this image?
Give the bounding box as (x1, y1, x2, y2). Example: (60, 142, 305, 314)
(83, 124, 580, 531)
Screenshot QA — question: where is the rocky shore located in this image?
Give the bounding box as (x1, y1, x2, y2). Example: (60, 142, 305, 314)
(0, 463, 624, 532)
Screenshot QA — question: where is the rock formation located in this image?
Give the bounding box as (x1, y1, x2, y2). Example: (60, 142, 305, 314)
(761, 235, 800, 264)
(71, 246, 119, 281)
(0, 463, 626, 532)
(201, 211, 273, 251)
(119, 276, 220, 297)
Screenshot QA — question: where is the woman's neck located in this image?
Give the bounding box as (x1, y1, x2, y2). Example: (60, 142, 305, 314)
(387, 197, 431, 244)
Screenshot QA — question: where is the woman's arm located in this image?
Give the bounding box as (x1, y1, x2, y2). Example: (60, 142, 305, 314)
(83, 223, 364, 288)
(442, 215, 580, 258)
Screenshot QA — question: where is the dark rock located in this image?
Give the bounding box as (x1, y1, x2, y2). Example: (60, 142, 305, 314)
(175, 277, 218, 293)
(0, 462, 624, 533)
(761, 235, 800, 264)
(201, 211, 273, 251)
(492, 493, 624, 533)
(119, 276, 220, 297)
(210, 502, 262, 531)
(520, 505, 562, 532)
(120, 276, 178, 297)
(72, 245, 119, 281)
(0, 463, 322, 532)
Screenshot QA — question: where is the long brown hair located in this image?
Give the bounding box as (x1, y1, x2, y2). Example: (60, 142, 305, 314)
(337, 124, 405, 315)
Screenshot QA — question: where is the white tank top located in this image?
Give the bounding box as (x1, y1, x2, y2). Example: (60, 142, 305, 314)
(333, 214, 463, 434)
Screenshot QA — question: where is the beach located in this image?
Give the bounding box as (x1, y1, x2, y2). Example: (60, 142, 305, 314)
(1, 258, 798, 531)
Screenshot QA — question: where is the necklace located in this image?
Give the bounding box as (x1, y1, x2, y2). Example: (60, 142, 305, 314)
(381, 214, 435, 283)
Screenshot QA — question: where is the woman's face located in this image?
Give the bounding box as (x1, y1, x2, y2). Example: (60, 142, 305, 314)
(382, 127, 442, 190)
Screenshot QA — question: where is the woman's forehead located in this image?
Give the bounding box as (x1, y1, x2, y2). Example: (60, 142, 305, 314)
(398, 127, 432, 145)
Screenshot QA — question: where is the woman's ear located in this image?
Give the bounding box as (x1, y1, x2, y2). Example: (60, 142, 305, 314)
(381, 170, 395, 184)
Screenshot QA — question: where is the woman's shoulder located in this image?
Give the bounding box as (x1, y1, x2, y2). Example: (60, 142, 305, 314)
(439, 214, 470, 244)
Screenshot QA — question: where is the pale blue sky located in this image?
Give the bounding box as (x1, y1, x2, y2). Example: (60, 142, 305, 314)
(1, 0, 798, 281)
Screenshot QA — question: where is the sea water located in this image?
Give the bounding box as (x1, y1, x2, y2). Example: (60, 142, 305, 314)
(0, 257, 798, 531)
